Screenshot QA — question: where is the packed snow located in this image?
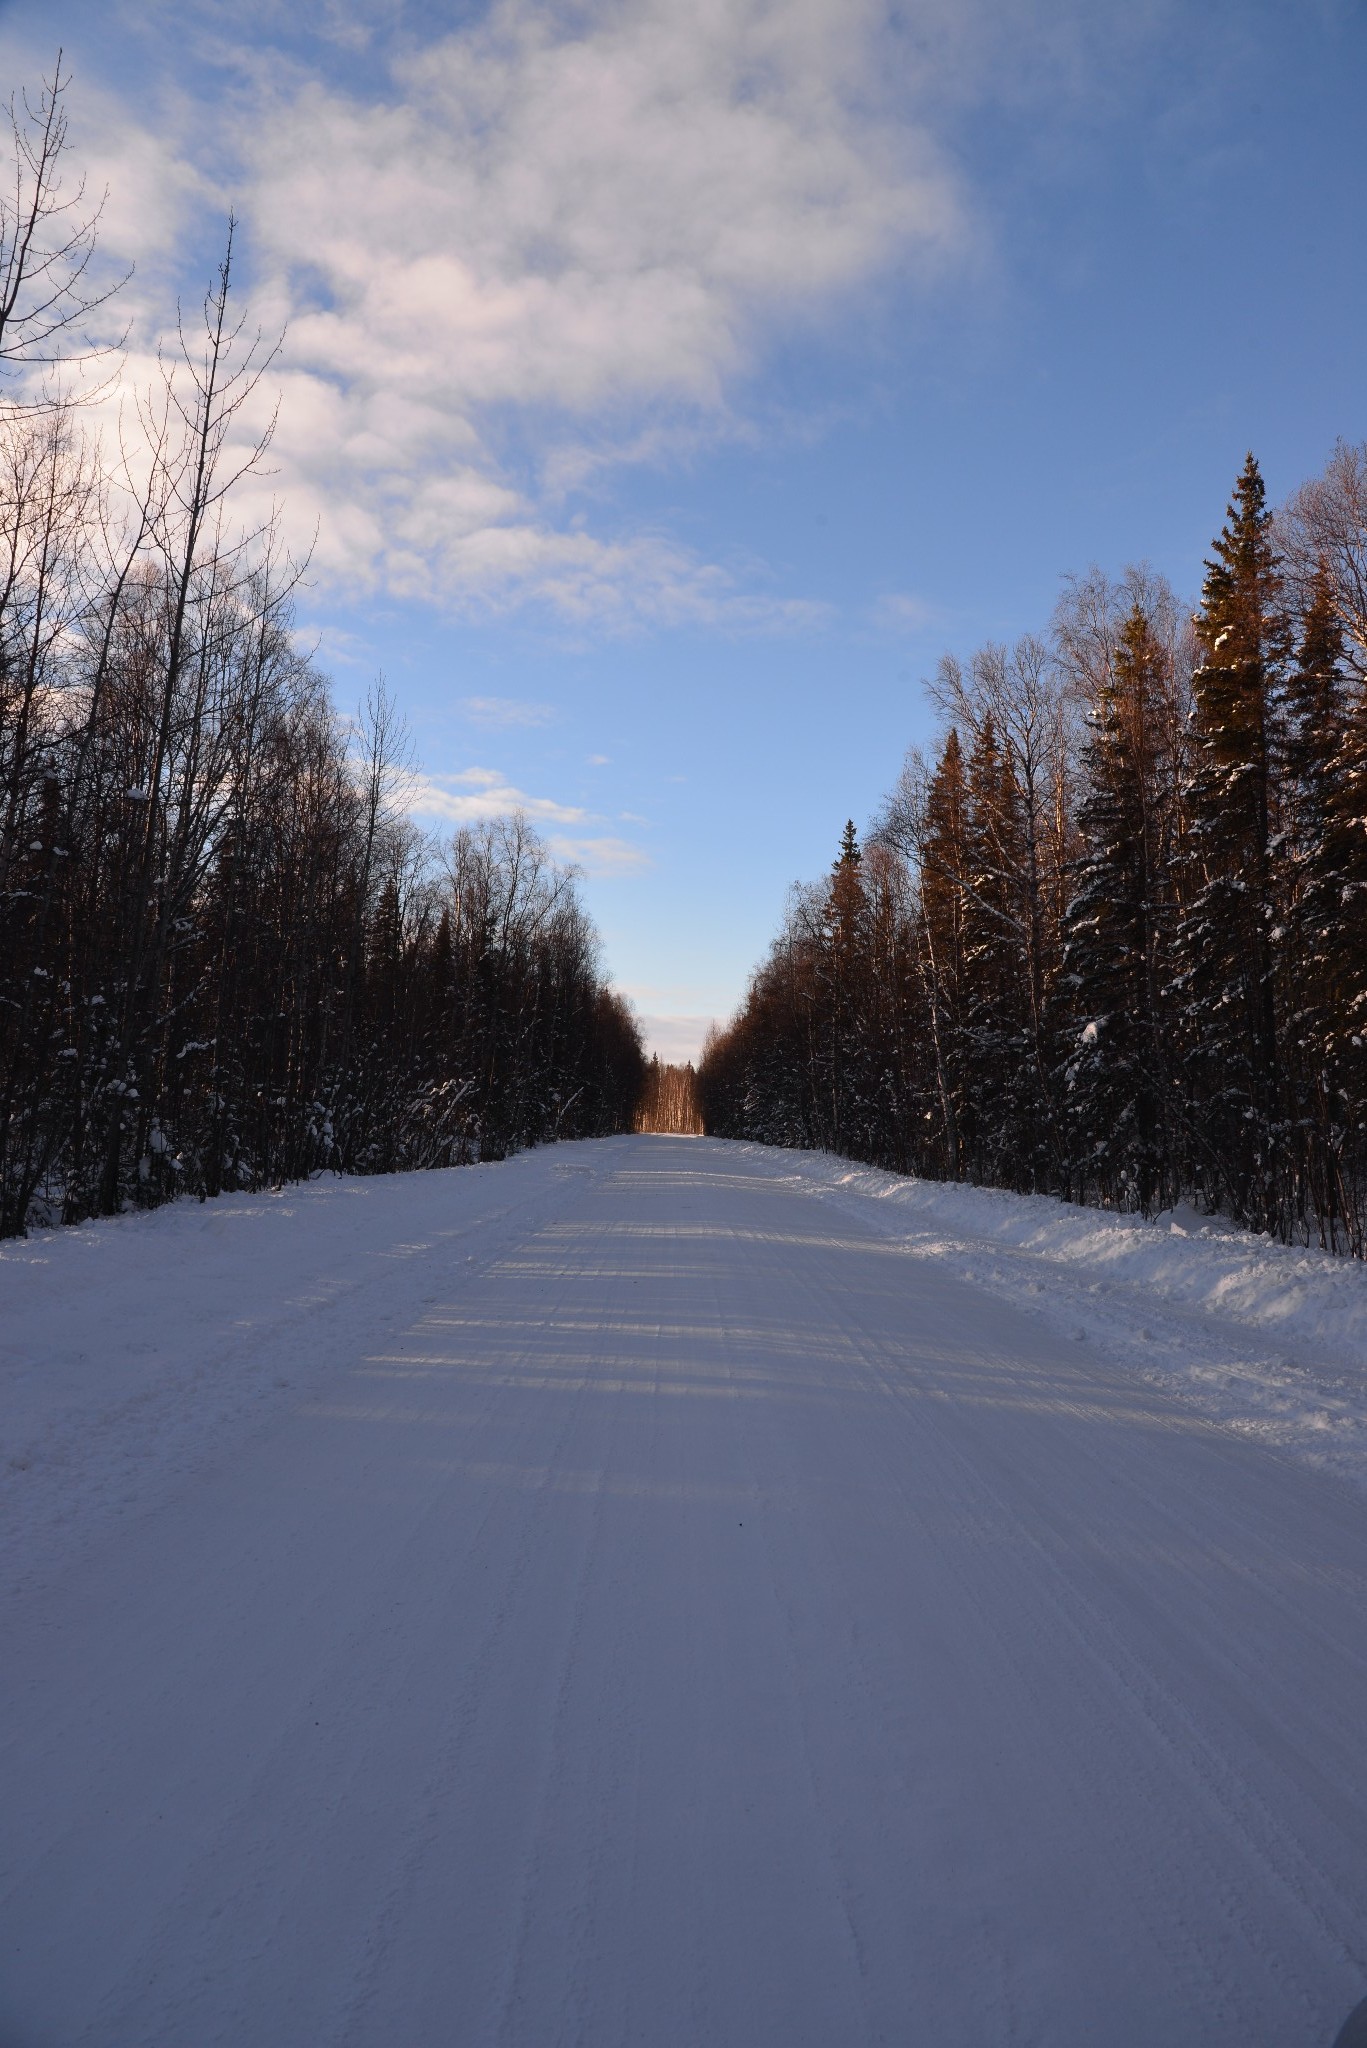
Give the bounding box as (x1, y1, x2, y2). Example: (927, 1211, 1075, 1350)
(3, 1136, 1367, 2044)
(1, 1149, 594, 1602)
(774, 1147, 1367, 1490)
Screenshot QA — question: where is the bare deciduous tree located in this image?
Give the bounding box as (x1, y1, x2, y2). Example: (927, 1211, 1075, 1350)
(0, 55, 128, 406)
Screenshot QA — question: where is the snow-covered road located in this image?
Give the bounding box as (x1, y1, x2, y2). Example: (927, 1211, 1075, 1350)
(4, 1137, 1367, 2045)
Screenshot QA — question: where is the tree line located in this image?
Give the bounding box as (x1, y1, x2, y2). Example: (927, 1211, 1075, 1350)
(699, 450, 1367, 1256)
(634, 1058, 704, 1134)
(0, 66, 644, 1236)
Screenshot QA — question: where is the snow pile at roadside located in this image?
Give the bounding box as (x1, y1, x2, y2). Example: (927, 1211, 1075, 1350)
(763, 1145, 1367, 1490)
(772, 1150, 1367, 1367)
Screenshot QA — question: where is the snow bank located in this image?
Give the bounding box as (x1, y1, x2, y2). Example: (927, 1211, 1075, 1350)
(770, 1151, 1367, 1365)
(758, 1146, 1367, 1490)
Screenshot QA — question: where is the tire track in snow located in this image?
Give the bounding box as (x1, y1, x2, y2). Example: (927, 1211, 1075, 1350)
(5, 1137, 1367, 2046)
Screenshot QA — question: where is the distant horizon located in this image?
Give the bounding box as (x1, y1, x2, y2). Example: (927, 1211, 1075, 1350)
(635, 1020, 718, 1067)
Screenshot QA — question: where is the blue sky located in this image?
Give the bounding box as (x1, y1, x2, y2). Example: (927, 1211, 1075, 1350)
(5, 0, 1365, 1057)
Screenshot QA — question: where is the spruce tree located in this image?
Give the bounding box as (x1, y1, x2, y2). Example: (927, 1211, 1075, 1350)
(1173, 454, 1289, 1226)
(1319, 640, 1367, 1249)
(961, 716, 1029, 1184)
(1064, 605, 1175, 1211)
(1280, 564, 1346, 863)
(1271, 567, 1353, 1238)
(818, 822, 872, 1153)
(917, 731, 969, 1177)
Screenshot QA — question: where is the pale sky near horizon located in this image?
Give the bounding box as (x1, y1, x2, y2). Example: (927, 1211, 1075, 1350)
(4, 0, 1365, 1060)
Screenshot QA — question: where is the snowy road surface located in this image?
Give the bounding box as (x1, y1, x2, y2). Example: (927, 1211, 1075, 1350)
(4, 1137, 1367, 2045)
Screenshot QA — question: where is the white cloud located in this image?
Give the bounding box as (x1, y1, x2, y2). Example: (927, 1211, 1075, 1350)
(403, 767, 650, 875)
(5, 1, 972, 628)
(216, 0, 964, 623)
(548, 835, 652, 876)
(251, 4, 953, 407)
(460, 696, 557, 728)
(65, 81, 218, 312)
(294, 621, 372, 667)
(872, 591, 941, 633)
(404, 766, 588, 827)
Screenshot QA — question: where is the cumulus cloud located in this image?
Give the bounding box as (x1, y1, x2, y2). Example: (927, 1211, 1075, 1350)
(60, 81, 217, 314)
(403, 766, 650, 874)
(249, 0, 958, 401)
(403, 766, 588, 827)
(220, 0, 965, 622)
(5, 0, 972, 627)
(460, 696, 557, 728)
(549, 835, 652, 876)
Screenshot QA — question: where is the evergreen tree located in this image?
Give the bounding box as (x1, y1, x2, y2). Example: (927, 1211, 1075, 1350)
(1270, 566, 1355, 1239)
(1172, 454, 1289, 1226)
(1064, 605, 1176, 1210)
(817, 822, 872, 1153)
(1280, 564, 1347, 865)
(1317, 637, 1367, 1250)
(961, 716, 1030, 1184)
(917, 730, 969, 1176)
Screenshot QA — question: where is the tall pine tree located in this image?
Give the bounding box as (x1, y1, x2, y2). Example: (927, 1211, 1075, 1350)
(817, 822, 872, 1154)
(1271, 565, 1356, 1240)
(916, 730, 969, 1177)
(1172, 454, 1289, 1226)
(961, 716, 1030, 1185)
(1065, 604, 1177, 1210)
(1317, 610, 1367, 1250)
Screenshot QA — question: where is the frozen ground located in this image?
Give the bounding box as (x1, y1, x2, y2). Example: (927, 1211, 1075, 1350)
(3, 1136, 1367, 2044)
